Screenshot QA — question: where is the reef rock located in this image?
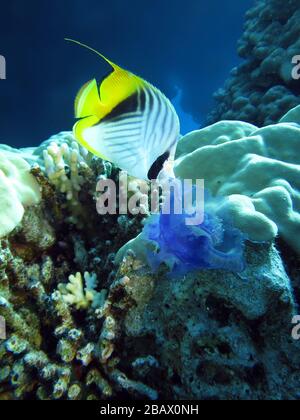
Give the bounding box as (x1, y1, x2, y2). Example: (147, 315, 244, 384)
(207, 0, 300, 127)
(115, 245, 300, 400)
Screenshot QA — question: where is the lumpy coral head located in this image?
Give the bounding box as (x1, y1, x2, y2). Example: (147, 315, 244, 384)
(142, 185, 245, 275)
(174, 109, 300, 254)
(0, 151, 41, 238)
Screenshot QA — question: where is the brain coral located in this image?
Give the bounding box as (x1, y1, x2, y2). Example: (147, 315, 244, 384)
(0, 151, 41, 238)
(174, 105, 300, 253)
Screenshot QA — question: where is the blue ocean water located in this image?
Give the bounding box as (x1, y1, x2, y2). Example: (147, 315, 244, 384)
(0, 0, 253, 147)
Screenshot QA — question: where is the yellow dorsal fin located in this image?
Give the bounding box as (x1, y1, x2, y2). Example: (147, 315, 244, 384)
(65, 38, 120, 70)
(66, 38, 145, 117)
(99, 67, 143, 109)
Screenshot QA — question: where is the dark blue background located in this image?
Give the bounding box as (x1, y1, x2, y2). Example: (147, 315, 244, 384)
(0, 0, 253, 147)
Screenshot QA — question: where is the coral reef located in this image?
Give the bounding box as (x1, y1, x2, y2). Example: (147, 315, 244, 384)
(175, 106, 300, 253)
(207, 0, 300, 127)
(1, 115, 300, 399)
(0, 240, 158, 399)
(102, 248, 300, 400)
(0, 132, 145, 400)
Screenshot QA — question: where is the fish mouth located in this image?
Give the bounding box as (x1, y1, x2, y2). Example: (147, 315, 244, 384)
(147, 151, 170, 180)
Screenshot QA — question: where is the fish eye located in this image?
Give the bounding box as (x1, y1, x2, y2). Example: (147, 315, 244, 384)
(147, 151, 170, 180)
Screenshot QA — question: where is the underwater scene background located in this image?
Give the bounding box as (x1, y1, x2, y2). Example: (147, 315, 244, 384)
(0, 0, 253, 146)
(0, 0, 300, 401)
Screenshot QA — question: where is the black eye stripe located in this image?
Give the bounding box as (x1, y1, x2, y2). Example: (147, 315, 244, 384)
(147, 151, 170, 180)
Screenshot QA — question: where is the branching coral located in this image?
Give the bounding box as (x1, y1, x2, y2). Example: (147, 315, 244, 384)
(41, 134, 96, 227)
(58, 272, 102, 310)
(25, 132, 101, 229)
(43, 139, 88, 202)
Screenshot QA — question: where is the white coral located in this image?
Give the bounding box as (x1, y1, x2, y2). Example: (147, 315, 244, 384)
(0, 151, 41, 238)
(58, 272, 98, 310)
(43, 140, 89, 202)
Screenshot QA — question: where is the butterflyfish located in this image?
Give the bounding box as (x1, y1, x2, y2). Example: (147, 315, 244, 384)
(66, 39, 180, 180)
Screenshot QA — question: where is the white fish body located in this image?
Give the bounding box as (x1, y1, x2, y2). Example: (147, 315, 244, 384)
(68, 40, 180, 180)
